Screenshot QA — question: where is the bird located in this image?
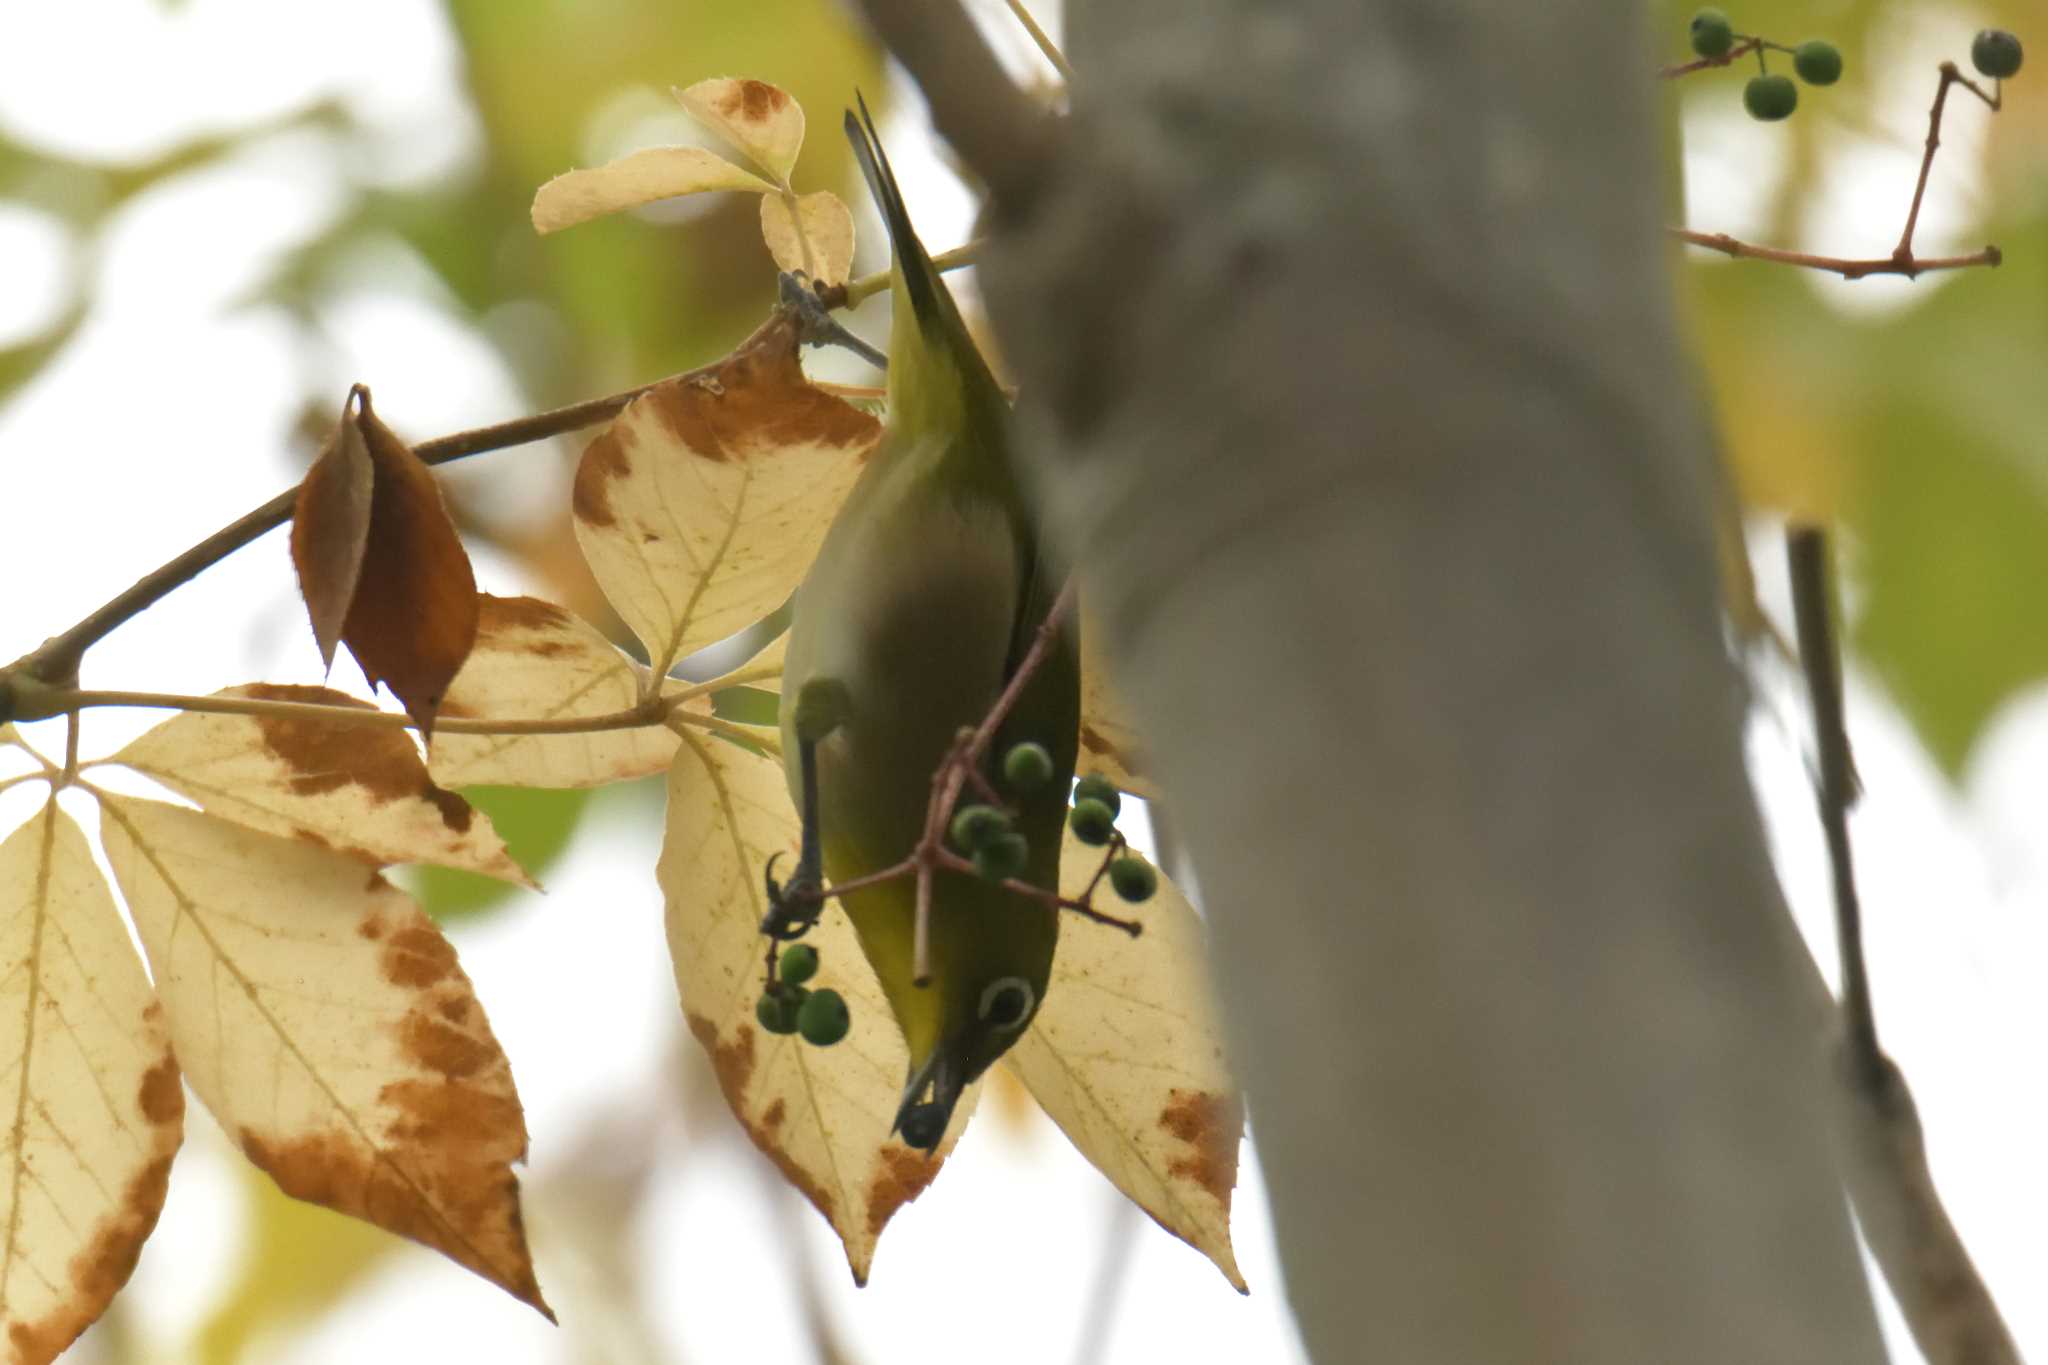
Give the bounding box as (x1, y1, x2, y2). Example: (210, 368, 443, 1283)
(772, 98, 1078, 1156)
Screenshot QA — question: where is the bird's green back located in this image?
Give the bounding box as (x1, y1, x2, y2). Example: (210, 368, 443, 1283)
(776, 102, 1078, 1115)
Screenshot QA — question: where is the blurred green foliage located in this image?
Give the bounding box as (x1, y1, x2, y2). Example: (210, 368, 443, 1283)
(414, 784, 593, 922)
(1661, 0, 2048, 774)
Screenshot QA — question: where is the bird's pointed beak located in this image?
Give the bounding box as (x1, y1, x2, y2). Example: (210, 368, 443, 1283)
(892, 1034, 967, 1156)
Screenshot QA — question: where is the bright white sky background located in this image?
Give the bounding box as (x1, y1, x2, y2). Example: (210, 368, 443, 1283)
(0, 2, 2042, 1362)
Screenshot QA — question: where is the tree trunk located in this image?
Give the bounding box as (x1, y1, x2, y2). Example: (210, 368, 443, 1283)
(977, 3, 1889, 1360)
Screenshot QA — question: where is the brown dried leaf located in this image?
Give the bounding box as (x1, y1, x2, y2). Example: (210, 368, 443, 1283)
(573, 316, 879, 678)
(658, 730, 973, 1282)
(338, 390, 479, 737)
(760, 191, 856, 286)
(1004, 830, 1244, 1289)
(1078, 609, 1158, 800)
(673, 78, 805, 184)
(289, 399, 375, 670)
(113, 684, 529, 885)
(97, 796, 549, 1317)
(531, 147, 776, 235)
(0, 803, 183, 1364)
(430, 595, 679, 789)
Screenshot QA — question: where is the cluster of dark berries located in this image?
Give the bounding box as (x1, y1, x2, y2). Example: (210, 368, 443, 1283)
(1067, 775, 1159, 904)
(1687, 10, 1841, 122)
(946, 739, 1062, 880)
(757, 943, 851, 1046)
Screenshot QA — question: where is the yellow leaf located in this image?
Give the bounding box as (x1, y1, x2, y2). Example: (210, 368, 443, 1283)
(95, 796, 550, 1318)
(0, 803, 182, 1365)
(674, 78, 806, 184)
(430, 594, 679, 789)
(573, 316, 879, 678)
(531, 147, 776, 235)
(1005, 831, 1245, 1290)
(1078, 612, 1157, 800)
(760, 190, 856, 285)
(113, 685, 532, 887)
(657, 730, 973, 1283)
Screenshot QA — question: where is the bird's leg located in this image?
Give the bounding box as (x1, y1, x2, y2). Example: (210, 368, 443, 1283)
(762, 678, 851, 941)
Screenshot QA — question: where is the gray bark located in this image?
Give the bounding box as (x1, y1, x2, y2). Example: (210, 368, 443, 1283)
(974, 3, 1890, 1361)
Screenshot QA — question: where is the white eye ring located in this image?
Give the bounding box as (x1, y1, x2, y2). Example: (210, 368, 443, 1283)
(978, 977, 1034, 1029)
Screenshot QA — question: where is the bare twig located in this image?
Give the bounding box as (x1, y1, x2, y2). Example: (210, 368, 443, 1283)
(847, 0, 1057, 214)
(1786, 525, 2022, 1364)
(1786, 529, 1876, 1068)
(1002, 0, 1075, 84)
(1670, 230, 2000, 280)
(41, 686, 673, 738)
(6, 378, 669, 692)
(1659, 36, 1764, 79)
(1671, 53, 2008, 281)
(1897, 63, 2003, 262)
(824, 239, 987, 311)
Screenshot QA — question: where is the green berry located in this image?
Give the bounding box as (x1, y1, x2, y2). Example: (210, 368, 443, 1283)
(1972, 29, 2023, 80)
(1744, 73, 1798, 121)
(756, 987, 803, 1035)
(1689, 8, 1734, 59)
(899, 1102, 946, 1150)
(1108, 855, 1158, 903)
(797, 988, 851, 1046)
(1002, 741, 1055, 792)
(948, 803, 1011, 853)
(778, 943, 819, 986)
(1072, 775, 1121, 817)
(1793, 40, 1842, 86)
(1069, 798, 1117, 847)
(974, 831, 1030, 882)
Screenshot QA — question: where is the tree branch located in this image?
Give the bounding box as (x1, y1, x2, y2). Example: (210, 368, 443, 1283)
(6, 378, 671, 693)
(1786, 525, 2022, 1365)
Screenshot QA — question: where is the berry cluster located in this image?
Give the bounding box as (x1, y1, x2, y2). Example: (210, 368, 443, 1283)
(756, 942, 851, 1046)
(1686, 10, 1841, 121)
(1065, 774, 1158, 903)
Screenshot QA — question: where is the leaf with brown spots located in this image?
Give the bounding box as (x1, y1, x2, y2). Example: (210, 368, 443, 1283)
(113, 684, 531, 886)
(291, 387, 479, 736)
(429, 595, 679, 789)
(95, 796, 548, 1317)
(658, 730, 974, 1283)
(574, 315, 879, 680)
(1078, 610, 1158, 801)
(674, 78, 806, 184)
(531, 147, 776, 235)
(1004, 830, 1245, 1290)
(759, 190, 856, 286)
(0, 803, 182, 1364)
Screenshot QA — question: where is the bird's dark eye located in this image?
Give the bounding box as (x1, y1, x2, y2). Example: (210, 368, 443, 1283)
(978, 977, 1034, 1029)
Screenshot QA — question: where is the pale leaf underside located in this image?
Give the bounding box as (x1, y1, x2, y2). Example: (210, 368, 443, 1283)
(674, 78, 806, 184)
(571, 320, 878, 679)
(0, 804, 182, 1364)
(760, 191, 856, 286)
(431, 594, 679, 790)
(531, 147, 776, 235)
(1078, 611, 1157, 800)
(1005, 830, 1245, 1290)
(96, 796, 549, 1316)
(658, 730, 974, 1283)
(112, 685, 529, 885)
